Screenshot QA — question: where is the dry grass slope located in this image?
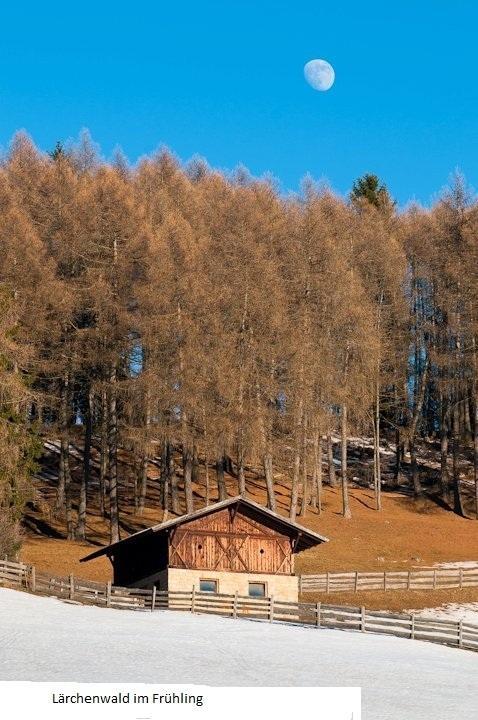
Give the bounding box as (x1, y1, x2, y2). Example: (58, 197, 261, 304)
(19, 442, 478, 613)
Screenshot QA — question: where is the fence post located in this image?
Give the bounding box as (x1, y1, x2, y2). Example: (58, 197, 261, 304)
(383, 572, 386, 591)
(151, 586, 156, 613)
(298, 575, 303, 594)
(316, 602, 321, 628)
(354, 571, 358, 592)
(269, 595, 274, 623)
(30, 565, 36, 593)
(410, 613, 415, 640)
(233, 591, 238, 619)
(106, 581, 111, 608)
(407, 571, 411, 590)
(326, 572, 330, 594)
(458, 620, 463, 648)
(459, 568, 463, 589)
(361, 606, 366, 632)
(69, 574, 74, 600)
(191, 585, 196, 614)
(433, 570, 437, 590)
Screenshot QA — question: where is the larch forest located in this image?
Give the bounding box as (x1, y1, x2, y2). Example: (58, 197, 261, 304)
(1, 129, 478, 556)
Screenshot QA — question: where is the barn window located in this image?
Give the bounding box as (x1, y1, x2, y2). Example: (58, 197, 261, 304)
(199, 579, 218, 593)
(248, 582, 266, 598)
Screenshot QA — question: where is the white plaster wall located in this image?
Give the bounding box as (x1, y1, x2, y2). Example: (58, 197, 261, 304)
(167, 568, 298, 603)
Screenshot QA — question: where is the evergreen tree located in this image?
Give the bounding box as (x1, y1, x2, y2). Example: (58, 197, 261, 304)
(350, 173, 395, 213)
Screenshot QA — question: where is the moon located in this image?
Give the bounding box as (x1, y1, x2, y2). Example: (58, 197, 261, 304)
(304, 59, 335, 91)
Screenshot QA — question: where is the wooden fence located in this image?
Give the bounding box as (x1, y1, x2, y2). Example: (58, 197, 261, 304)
(299, 567, 478, 593)
(1, 558, 478, 653)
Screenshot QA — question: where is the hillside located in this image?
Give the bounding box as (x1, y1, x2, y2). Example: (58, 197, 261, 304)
(19, 436, 478, 614)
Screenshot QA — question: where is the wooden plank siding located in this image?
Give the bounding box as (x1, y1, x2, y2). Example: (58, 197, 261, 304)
(169, 508, 294, 575)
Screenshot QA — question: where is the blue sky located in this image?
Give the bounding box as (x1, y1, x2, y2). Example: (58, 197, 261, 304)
(1, 1, 477, 204)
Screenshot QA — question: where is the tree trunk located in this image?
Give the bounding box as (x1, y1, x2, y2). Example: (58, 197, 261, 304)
(237, 289, 248, 496)
(56, 442, 65, 513)
(290, 401, 303, 522)
(300, 414, 309, 517)
(77, 386, 93, 540)
(57, 372, 74, 539)
(373, 377, 382, 511)
(409, 438, 423, 496)
(133, 458, 139, 513)
(394, 428, 401, 484)
(192, 443, 200, 484)
(99, 389, 107, 517)
(341, 404, 351, 518)
(160, 438, 169, 517)
(183, 443, 194, 513)
(290, 450, 300, 523)
(108, 364, 120, 544)
(138, 385, 151, 516)
(464, 399, 472, 437)
(393, 383, 402, 485)
(55, 375, 67, 513)
(313, 425, 323, 514)
(203, 409, 211, 505)
(373, 295, 383, 510)
(169, 445, 180, 514)
(262, 452, 276, 511)
(440, 404, 450, 502)
(216, 454, 227, 501)
(255, 377, 276, 511)
(62, 437, 74, 540)
(407, 358, 429, 497)
(452, 405, 465, 517)
(310, 424, 318, 510)
(137, 454, 148, 516)
(237, 444, 246, 496)
(326, 432, 337, 487)
(204, 453, 210, 506)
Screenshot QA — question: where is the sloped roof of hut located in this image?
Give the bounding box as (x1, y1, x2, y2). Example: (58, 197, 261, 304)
(81, 495, 329, 562)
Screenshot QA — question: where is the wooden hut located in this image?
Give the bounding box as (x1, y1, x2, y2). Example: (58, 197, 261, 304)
(81, 496, 328, 603)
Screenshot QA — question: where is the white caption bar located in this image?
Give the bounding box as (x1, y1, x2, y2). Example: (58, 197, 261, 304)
(0, 684, 360, 720)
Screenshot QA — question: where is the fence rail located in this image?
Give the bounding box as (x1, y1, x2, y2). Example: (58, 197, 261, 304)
(299, 567, 478, 593)
(1, 558, 477, 653)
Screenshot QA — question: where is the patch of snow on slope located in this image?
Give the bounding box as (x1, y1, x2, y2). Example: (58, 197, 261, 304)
(411, 603, 478, 625)
(1, 588, 478, 720)
(433, 561, 478, 570)
(330, 435, 395, 456)
(413, 560, 478, 570)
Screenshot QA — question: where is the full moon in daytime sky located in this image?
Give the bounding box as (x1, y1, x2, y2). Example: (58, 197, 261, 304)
(304, 59, 335, 91)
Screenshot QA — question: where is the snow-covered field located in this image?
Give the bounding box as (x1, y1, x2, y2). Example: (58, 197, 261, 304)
(0, 589, 477, 720)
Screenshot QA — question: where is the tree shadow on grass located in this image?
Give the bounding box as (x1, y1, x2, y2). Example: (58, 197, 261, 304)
(22, 514, 64, 539)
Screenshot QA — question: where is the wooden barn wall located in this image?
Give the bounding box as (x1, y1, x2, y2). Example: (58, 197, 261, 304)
(168, 509, 294, 575)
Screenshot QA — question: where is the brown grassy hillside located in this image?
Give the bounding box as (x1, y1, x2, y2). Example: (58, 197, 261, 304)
(20, 440, 478, 601)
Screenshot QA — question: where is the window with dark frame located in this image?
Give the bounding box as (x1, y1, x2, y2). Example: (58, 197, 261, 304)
(199, 579, 218, 593)
(248, 582, 266, 597)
